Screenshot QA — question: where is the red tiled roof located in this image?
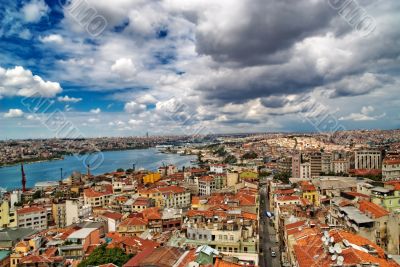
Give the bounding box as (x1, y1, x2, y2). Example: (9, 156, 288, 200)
(141, 207, 161, 220)
(17, 206, 46, 215)
(102, 212, 123, 221)
(214, 258, 243, 267)
(199, 175, 214, 182)
(277, 195, 300, 202)
(385, 181, 400, 191)
(119, 217, 147, 227)
(84, 184, 113, 198)
(132, 197, 150, 206)
(123, 246, 156, 267)
(273, 188, 295, 195)
(359, 200, 389, 218)
(157, 185, 186, 194)
(350, 169, 382, 176)
(285, 220, 307, 230)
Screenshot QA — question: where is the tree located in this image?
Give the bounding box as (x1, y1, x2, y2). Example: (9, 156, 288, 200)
(78, 244, 132, 267)
(223, 155, 237, 164)
(273, 171, 291, 184)
(213, 146, 227, 157)
(116, 168, 125, 172)
(32, 190, 42, 199)
(242, 151, 258, 160)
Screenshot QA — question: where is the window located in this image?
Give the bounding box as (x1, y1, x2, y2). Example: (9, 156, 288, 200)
(230, 236, 234, 241)
(224, 235, 228, 240)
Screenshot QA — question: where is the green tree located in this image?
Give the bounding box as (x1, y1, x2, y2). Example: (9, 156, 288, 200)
(116, 168, 125, 172)
(273, 171, 291, 184)
(223, 155, 237, 164)
(32, 190, 42, 199)
(78, 244, 132, 267)
(242, 151, 258, 159)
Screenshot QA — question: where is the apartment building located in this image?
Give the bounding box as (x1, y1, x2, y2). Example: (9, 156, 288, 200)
(0, 200, 17, 228)
(183, 209, 259, 254)
(198, 176, 216, 196)
(299, 162, 311, 179)
(291, 154, 301, 178)
(52, 202, 66, 228)
(158, 186, 191, 209)
(65, 200, 92, 226)
(332, 158, 350, 174)
(310, 153, 322, 177)
(83, 184, 113, 208)
(17, 207, 47, 230)
(321, 153, 332, 174)
(382, 157, 400, 181)
(60, 228, 100, 259)
(117, 217, 148, 236)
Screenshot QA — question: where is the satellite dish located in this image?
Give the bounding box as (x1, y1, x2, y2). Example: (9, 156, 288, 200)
(322, 236, 327, 242)
(331, 254, 337, 261)
(330, 236, 334, 243)
(335, 246, 342, 254)
(324, 231, 329, 237)
(337, 256, 344, 265)
(324, 240, 329, 246)
(336, 260, 343, 266)
(329, 247, 335, 254)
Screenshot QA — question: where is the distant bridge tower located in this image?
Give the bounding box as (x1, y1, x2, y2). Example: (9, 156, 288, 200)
(21, 163, 27, 192)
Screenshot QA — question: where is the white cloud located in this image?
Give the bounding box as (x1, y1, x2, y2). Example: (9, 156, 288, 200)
(111, 58, 137, 78)
(4, 109, 24, 118)
(57, 95, 82, 103)
(124, 101, 146, 114)
(40, 34, 64, 44)
(339, 106, 386, 121)
(90, 108, 101, 114)
(21, 0, 49, 23)
(88, 118, 100, 123)
(26, 114, 40, 121)
(128, 119, 142, 126)
(0, 66, 62, 98)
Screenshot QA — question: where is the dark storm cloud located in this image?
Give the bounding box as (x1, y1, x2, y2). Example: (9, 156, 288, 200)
(195, 0, 338, 67)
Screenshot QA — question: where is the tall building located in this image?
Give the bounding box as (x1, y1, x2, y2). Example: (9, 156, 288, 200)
(300, 162, 311, 179)
(65, 200, 92, 226)
(310, 153, 322, 178)
(321, 153, 332, 174)
(291, 154, 301, 178)
(355, 149, 382, 170)
(52, 202, 66, 228)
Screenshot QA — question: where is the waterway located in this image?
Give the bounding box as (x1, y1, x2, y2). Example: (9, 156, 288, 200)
(0, 148, 196, 190)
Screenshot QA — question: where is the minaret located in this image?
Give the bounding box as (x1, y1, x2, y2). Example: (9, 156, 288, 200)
(21, 163, 27, 192)
(87, 164, 91, 177)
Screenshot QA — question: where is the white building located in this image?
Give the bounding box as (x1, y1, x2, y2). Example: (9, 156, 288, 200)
(332, 159, 350, 174)
(300, 162, 311, 179)
(17, 206, 47, 230)
(66, 200, 92, 226)
(382, 158, 400, 181)
(198, 176, 216, 196)
(210, 164, 226, 174)
(158, 186, 191, 209)
(355, 149, 382, 170)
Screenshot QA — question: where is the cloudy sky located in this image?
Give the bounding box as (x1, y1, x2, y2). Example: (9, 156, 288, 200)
(0, 0, 399, 139)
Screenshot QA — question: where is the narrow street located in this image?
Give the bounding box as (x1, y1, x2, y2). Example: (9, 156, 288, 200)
(259, 182, 281, 267)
